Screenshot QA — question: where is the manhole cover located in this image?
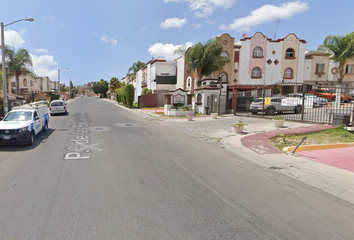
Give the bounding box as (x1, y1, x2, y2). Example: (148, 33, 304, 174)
(89, 126, 111, 132)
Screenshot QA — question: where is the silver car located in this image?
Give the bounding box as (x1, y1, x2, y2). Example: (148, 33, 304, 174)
(49, 100, 68, 116)
(249, 97, 302, 115)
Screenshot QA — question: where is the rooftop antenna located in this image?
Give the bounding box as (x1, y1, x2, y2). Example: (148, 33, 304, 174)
(274, 19, 280, 39)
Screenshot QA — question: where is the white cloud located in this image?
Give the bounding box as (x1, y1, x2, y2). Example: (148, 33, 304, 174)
(0, 30, 26, 48)
(89, 31, 97, 37)
(42, 16, 54, 22)
(148, 42, 193, 60)
(220, 1, 309, 32)
(190, 23, 202, 28)
(205, 20, 216, 25)
(101, 36, 118, 45)
(165, 0, 235, 18)
(31, 54, 59, 80)
(33, 48, 48, 54)
(58, 22, 66, 28)
(161, 18, 187, 29)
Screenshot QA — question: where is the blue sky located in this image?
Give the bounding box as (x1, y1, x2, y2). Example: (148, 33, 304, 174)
(1, 0, 353, 86)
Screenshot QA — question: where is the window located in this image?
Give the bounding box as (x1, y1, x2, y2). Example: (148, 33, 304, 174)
(197, 93, 202, 103)
(346, 64, 353, 74)
(251, 67, 262, 78)
(187, 77, 191, 87)
(316, 64, 325, 74)
(221, 51, 229, 57)
(219, 72, 228, 82)
(285, 48, 295, 58)
(284, 68, 293, 78)
(253, 47, 263, 57)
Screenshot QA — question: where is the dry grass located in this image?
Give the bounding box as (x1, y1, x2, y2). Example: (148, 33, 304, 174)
(269, 126, 354, 150)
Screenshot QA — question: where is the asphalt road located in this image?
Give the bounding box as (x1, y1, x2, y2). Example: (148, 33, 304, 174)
(0, 97, 353, 239)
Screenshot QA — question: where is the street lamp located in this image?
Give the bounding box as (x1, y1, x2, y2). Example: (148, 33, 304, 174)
(1, 17, 34, 115)
(57, 67, 69, 96)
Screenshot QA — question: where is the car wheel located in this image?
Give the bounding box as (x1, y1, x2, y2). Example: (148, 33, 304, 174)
(50, 113, 53, 116)
(65, 111, 68, 115)
(265, 107, 275, 115)
(251, 111, 257, 115)
(28, 131, 35, 146)
(43, 121, 48, 132)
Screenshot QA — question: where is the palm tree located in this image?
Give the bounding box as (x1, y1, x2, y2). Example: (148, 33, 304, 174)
(109, 77, 120, 92)
(1, 46, 34, 95)
(318, 32, 354, 84)
(128, 61, 145, 82)
(175, 38, 230, 87)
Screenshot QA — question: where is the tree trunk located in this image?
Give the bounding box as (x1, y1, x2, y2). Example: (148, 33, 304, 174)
(16, 76, 20, 95)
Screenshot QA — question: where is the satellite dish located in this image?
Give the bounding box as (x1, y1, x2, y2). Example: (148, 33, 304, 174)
(242, 34, 247, 38)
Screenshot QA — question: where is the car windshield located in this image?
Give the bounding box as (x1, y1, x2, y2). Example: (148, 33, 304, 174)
(3, 111, 32, 121)
(51, 101, 64, 106)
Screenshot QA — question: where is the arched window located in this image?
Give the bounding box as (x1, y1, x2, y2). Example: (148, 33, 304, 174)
(221, 51, 229, 57)
(285, 48, 295, 58)
(197, 93, 202, 103)
(219, 72, 228, 83)
(187, 77, 191, 87)
(253, 47, 263, 57)
(251, 67, 262, 78)
(284, 68, 293, 78)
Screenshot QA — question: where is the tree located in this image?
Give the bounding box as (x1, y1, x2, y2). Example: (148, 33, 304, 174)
(128, 61, 145, 82)
(92, 79, 109, 97)
(60, 84, 68, 93)
(318, 32, 354, 84)
(0, 46, 34, 95)
(175, 38, 230, 87)
(109, 77, 120, 93)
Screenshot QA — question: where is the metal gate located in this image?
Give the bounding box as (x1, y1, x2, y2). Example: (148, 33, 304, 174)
(234, 84, 354, 125)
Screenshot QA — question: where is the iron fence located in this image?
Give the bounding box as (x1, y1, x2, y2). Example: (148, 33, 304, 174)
(234, 84, 354, 125)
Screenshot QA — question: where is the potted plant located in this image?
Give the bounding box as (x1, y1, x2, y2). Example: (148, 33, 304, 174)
(232, 118, 247, 134)
(186, 114, 194, 121)
(211, 112, 218, 119)
(273, 115, 285, 128)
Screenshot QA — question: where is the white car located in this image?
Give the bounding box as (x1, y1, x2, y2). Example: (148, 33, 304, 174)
(249, 97, 302, 115)
(286, 93, 328, 107)
(0, 101, 49, 145)
(49, 100, 68, 116)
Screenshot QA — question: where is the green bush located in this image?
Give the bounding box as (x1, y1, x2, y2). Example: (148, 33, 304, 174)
(115, 84, 134, 106)
(142, 88, 153, 95)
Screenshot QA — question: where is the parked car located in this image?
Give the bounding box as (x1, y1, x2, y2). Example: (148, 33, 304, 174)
(286, 93, 328, 107)
(0, 101, 49, 145)
(308, 88, 352, 102)
(249, 97, 302, 115)
(49, 100, 68, 116)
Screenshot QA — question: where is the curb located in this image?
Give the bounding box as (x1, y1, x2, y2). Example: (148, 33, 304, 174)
(283, 142, 354, 152)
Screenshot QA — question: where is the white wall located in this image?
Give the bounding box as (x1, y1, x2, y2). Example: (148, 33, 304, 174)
(296, 42, 306, 84)
(135, 69, 142, 102)
(238, 40, 251, 85)
(265, 41, 283, 85)
(176, 57, 185, 89)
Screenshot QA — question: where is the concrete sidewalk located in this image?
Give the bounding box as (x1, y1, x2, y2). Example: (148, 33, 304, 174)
(104, 100, 354, 205)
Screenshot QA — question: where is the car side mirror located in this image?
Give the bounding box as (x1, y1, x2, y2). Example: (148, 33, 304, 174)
(34, 116, 39, 121)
